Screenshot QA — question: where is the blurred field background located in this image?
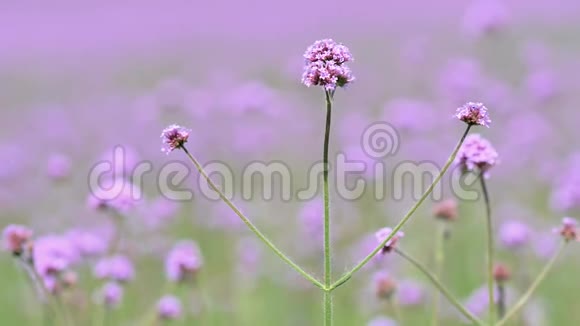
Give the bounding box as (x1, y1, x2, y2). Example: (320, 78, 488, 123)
(2, 1, 580, 325)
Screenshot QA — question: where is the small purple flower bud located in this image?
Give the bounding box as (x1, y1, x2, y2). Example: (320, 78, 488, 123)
(160, 124, 191, 154)
(454, 102, 491, 127)
(157, 295, 182, 320)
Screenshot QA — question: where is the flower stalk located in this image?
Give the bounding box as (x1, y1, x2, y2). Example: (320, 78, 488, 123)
(495, 241, 566, 326)
(330, 125, 472, 291)
(180, 146, 324, 290)
(323, 90, 333, 326)
(395, 249, 485, 326)
(480, 175, 495, 324)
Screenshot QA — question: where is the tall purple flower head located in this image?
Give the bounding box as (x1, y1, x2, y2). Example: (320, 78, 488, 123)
(553, 217, 579, 242)
(302, 39, 354, 91)
(375, 227, 404, 254)
(157, 295, 182, 320)
(94, 255, 135, 283)
(2, 224, 33, 256)
(160, 124, 191, 154)
(165, 240, 203, 283)
(455, 134, 499, 178)
(455, 102, 491, 127)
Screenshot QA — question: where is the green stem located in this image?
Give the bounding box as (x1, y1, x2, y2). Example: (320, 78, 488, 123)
(390, 298, 404, 324)
(479, 176, 494, 324)
(395, 248, 485, 326)
(497, 283, 506, 320)
(181, 146, 325, 290)
(108, 210, 125, 255)
(330, 125, 472, 290)
(495, 242, 566, 326)
(432, 222, 446, 326)
(395, 249, 485, 326)
(18, 258, 64, 325)
(323, 90, 333, 326)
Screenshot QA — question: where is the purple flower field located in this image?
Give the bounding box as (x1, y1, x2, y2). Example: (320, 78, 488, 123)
(2, 1, 580, 325)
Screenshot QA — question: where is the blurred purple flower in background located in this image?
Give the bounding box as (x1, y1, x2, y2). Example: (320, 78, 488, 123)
(438, 58, 482, 102)
(94, 255, 135, 283)
(46, 153, 72, 181)
(375, 227, 405, 254)
(461, 0, 510, 37)
(397, 279, 426, 307)
(533, 231, 560, 260)
(298, 198, 324, 239)
(302, 39, 354, 91)
(372, 271, 397, 299)
(551, 154, 580, 212)
(165, 240, 203, 283)
(463, 285, 498, 318)
(157, 295, 182, 320)
(525, 68, 560, 103)
(236, 237, 263, 283)
(66, 229, 108, 258)
(33, 235, 78, 277)
(498, 220, 531, 249)
(2, 224, 33, 255)
(455, 134, 499, 178)
(86, 178, 141, 214)
(94, 282, 124, 308)
(382, 98, 435, 133)
(553, 217, 579, 242)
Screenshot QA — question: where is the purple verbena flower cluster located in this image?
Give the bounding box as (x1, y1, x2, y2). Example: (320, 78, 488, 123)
(301, 39, 354, 91)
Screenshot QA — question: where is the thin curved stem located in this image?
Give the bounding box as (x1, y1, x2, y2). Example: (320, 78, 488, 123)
(395, 249, 485, 326)
(479, 176, 494, 324)
(323, 90, 333, 326)
(330, 125, 472, 290)
(495, 241, 566, 326)
(181, 146, 325, 290)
